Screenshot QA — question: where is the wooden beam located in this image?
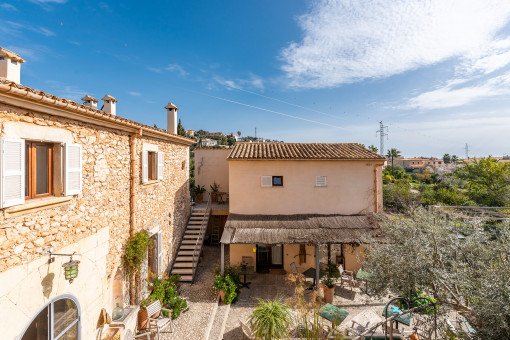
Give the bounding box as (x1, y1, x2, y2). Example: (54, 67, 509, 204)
(315, 244, 320, 291)
(221, 243, 225, 274)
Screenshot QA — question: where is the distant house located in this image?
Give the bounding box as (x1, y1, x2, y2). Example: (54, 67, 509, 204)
(185, 129, 195, 137)
(207, 131, 226, 137)
(200, 138, 218, 147)
(394, 157, 444, 170)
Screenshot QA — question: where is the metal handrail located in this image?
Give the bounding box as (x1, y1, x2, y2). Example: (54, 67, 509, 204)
(191, 192, 211, 280)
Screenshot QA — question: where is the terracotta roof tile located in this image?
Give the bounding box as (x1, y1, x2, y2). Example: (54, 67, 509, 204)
(227, 142, 385, 161)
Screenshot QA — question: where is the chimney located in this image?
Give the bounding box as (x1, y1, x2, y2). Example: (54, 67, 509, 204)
(165, 102, 179, 134)
(0, 47, 25, 84)
(82, 95, 99, 109)
(102, 95, 118, 115)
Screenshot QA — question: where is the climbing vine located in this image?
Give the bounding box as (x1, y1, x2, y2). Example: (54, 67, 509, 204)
(123, 230, 151, 275)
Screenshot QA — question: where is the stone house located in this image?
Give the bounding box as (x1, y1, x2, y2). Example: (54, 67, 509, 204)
(0, 48, 194, 339)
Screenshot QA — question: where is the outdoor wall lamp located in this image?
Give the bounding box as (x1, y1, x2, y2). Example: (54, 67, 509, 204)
(46, 249, 81, 283)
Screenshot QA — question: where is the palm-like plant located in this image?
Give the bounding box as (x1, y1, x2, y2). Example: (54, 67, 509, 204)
(248, 298, 294, 339)
(368, 145, 379, 154)
(386, 148, 401, 177)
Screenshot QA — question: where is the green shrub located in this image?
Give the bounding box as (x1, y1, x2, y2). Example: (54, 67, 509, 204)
(148, 275, 189, 319)
(248, 298, 294, 339)
(213, 274, 238, 304)
(383, 180, 420, 212)
(123, 230, 151, 275)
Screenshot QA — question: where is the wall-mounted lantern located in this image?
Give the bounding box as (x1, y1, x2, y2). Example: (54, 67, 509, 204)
(45, 248, 81, 283)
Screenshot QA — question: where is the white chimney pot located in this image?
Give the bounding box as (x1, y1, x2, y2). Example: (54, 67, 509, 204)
(0, 47, 25, 84)
(82, 95, 99, 109)
(102, 95, 118, 116)
(165, 102, 179, 134)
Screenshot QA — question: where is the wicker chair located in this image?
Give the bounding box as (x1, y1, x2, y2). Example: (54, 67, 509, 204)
(240, 319, 254, 339)
(337, 265, 355, 291)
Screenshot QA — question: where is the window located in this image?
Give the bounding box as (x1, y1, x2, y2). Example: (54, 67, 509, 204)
(315, 175, 327, 187)
(272, 176, 283, 186)
(25, 141, 53, 199)
(21, 296, 80, 340)
(147, 151, 157, 180)
(261, 176, 283, 187)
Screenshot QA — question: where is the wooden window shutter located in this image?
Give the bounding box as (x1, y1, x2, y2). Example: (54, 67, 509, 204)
(261, 176, 272, 187)
(157, 231, 163, 276)
(0, 138, 25, 208)
(157, 152, 164, 180)
(64, 144, 82, 196)
(315, 175, 327, 187)
(142, 150, 148, 183)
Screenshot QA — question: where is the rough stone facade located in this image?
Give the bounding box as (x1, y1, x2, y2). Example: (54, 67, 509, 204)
(0, 101, 191, 339)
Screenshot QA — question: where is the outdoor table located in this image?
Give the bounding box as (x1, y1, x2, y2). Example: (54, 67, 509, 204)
(382, 304, 411, 330)
(356, 269, 374, 294)
(217, 192, 227, 204)
(319, 303, 349, 327)
(239, 265, 254, 289)
(303, 267, 326, 290)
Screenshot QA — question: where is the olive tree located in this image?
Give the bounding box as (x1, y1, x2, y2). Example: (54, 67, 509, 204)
(362, 209, 510, 339)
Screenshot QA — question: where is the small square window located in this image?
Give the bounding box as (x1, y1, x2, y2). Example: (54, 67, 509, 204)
(272, 176, 283, 186)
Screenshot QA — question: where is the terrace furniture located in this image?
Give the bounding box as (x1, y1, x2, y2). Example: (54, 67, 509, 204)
(382, 304, 411, 330)
(239, 264, 254, 289)
(337, 265, 355, 291)
(145, 300, 172, 339)
(356, 269, 374, 294)
(318, 303, 349, 328)
(125, 329, 151, 340)
(303, 267, 326, 290)
(345, 309, 383, 337)
(240, 319, 254, 339)
(290, 261, 298, 274)
(217, 192, 227, 204)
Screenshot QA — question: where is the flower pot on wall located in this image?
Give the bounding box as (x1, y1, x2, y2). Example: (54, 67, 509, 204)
(323, 286, 335, 304)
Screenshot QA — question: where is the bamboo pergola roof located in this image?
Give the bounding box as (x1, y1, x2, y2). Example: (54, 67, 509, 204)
(220, 213, 383, 244)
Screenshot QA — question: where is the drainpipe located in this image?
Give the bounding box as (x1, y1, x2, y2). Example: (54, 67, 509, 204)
(129, 128, 142, 305)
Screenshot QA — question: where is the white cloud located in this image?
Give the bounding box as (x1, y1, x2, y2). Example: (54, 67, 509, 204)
(0, 3, 17, 10)
(128, 91, 141, 96)
(165, 64, 188, 77)
(2, 20, 55, 36)
(147, 66, 163, 73)
(281, 0, 510, 89)
(215, 73, 265, 91)
(401, 71, 510, 110)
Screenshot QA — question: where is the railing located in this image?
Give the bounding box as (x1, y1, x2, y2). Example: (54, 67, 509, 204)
(191, 192, 212, 282)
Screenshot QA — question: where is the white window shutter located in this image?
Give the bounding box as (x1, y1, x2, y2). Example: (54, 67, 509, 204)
(157, 231, 163, 276)
(261, 176, 272, 187)
(316, 175, 327, 187)
(142, 151, 148, 183)
(64, 144, 82, 196)
(157, 152, 164, 180)
(0, 138, 25, 208)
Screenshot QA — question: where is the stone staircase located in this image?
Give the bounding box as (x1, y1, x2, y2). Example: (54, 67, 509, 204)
(171, 196, 211, 282)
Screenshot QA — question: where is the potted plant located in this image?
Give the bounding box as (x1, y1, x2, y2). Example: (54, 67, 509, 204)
(321, 263, 340, 304)
(210, 182, 220, 202)
(248, 298, 294, 339)
(194, 185, 206, 203)
(213, 274, 238, 304)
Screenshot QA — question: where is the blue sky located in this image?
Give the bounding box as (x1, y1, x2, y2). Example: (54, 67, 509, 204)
(1, 0, 510, 157)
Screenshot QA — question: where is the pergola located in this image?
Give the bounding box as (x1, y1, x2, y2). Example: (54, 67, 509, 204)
(219, 213, 384, 288)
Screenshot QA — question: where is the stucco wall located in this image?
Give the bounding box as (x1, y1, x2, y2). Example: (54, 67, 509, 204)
(229, 160, 383, 215)
(194, 148, 230, 193)
(0, 102, 190, 338)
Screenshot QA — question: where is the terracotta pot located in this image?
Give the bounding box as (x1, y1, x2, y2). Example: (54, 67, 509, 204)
(211, 193, 218, 203)
(137, 308, 148, 330)
(219, 290, 225, 302)
(196, 193, 203, 203)
(323, 286, 335, 304)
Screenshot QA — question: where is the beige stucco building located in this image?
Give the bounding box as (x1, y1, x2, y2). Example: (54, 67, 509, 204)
(0, 48, 194, 340)
(194, 143, 385, 280)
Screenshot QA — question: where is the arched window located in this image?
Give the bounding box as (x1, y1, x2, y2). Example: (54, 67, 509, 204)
(21, 295, 80, 340)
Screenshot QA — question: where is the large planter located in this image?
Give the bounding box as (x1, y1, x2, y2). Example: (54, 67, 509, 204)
(196, 193, 204, 203)
(137, 308, 148, 330)
(323, 286, 335, 304)
(211, 193, 218, 203)
(219, 290, 225, 302)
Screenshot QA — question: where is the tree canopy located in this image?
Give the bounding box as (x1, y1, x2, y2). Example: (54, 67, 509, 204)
(177, 119, 186, 136)
(363, 209, 510, 339)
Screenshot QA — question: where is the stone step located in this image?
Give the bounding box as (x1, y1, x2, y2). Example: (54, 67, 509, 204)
(183, 235, 202, 240)
(178, 275, 193, 282)
(182, 239, 200, 244)
(171, 268, 193, 275)
(179, 245, 196, 250)
(175, 256, 195, 262)
(173, 262, 194, 268)
(187, 225, 203, 229)
(177, 250, 196, 256)
(185, 230, 201, 234)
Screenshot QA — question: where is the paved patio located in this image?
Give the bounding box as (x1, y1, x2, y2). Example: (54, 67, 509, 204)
(223, 273, 390, 339)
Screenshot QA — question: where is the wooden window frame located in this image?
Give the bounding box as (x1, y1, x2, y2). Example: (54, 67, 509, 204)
(147, 151, 157, 181)
(272, 176, 283, 187)
(25, 141, 53, 200)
